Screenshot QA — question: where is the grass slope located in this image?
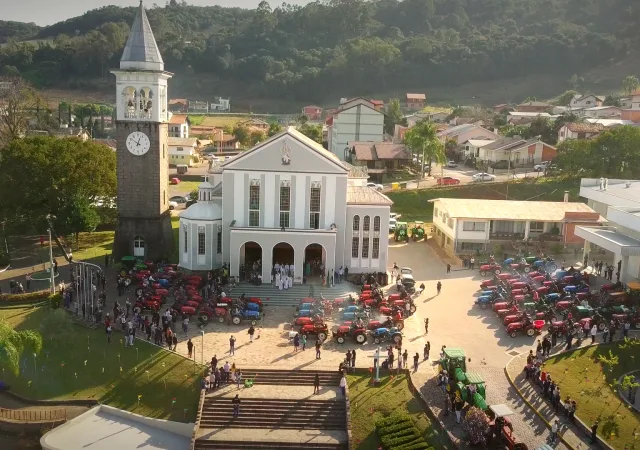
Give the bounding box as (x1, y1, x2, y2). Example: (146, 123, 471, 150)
(542, 342, 640, 449)
(387, 178, 580, 222)
(348, 373, 451, 450)
(1, 304, 202, 422)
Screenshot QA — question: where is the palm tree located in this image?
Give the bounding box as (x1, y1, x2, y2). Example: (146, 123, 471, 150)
(403, 120, 445, 178)
(622, 75, 639, 96)
(0, 320, 42, 376)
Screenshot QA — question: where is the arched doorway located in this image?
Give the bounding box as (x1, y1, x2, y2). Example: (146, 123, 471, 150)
(303, 243, 326, 283)
(239, 241, 262, 282)
(133, 236, 145, 257)
(272, 242, 294, 269)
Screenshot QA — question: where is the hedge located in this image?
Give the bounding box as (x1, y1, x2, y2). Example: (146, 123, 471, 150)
(394, 444, 433, 450)
(379, 421, 414, 436)
(376, 413, 432, 450)
(0, 291, 60, 309)
(382, 433, 420, 449)
(375, 413, 412, 429)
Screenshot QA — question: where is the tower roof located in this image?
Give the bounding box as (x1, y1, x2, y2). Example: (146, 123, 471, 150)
(120, 1, 164, 71)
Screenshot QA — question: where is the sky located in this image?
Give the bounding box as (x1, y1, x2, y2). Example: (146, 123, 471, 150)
(4, 0, 301, 26)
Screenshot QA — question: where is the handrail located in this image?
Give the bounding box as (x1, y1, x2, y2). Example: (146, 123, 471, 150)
(0, 406, 66, 422)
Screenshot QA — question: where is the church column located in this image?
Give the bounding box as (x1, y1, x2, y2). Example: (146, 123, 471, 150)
(294, 243, 304, 284)
(262, 241, 273, 284)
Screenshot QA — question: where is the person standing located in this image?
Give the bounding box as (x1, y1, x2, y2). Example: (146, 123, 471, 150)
(293, 333, 300, 352)
(402, 349, 408, 369)
(339, 374, 347, 396)
(25, 273, 32, 291)
(315, 339, 322, 359)
(223, 361, 231, 383)
(424, 318, 429, 335)
(436, 281, 442, 295)
(413, 353, 419, 372)
(187, 338, 194, 358)
(591, 421, 599, 444)
(182, 316, 189, 334)
(624, 320, 630, 338)
(248, 325, 255, 343)
(229, 335, 236, 355)
(566, 330, 574, 350)
(351, 349, 356, 368)
(424, 342, 430, 360)
(446, 263, 451, 274)
(313, 373, 320, 394)
(590, 324, 598, 343)
(469, 257, 475, 270)
(346, 351, 351, 367)
(211, 355, 218, 373)
(454, 397, 464, 424)
(232, 394, 240, 418)
(301, 334, 307, 351)
(236, 370, 242, 389)
(172, 334, 178, 351)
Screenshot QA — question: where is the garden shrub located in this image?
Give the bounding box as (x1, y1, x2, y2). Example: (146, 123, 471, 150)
(375, 412, 412, 429)
(382, 433, 419, 449)
(383, 428, 416, 441)
(393, 444, 433, 450)
(0, 290, 50, 303)
(379, 421, 414, 436)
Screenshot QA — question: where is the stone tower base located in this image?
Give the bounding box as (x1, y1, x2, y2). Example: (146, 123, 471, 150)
(113, 213, 174, 261)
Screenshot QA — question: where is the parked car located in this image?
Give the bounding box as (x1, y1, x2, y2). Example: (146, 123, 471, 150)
(534, 161, 552, 171)
(390, 213, 401, 220)
(169, 201, 179, 210)
(490, 160, 509, 169)
(367, 182, 383, 191)
(170, 177, 181, 185)
(446, 160, 457, 168)
(472, 173, 496, 182)
(389, 218, 397, 232)
(436, 176, 461, 186)
(169, 195, 189, 204)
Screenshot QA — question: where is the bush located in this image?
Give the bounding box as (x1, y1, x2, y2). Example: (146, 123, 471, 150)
(375, 412, 412, 429)
(382, 433, 419, 449)
(0, 290, 50, 303)
(379, 421, 414, 436)
(49, 293, 62, 309)
(394, 444, 433, 450)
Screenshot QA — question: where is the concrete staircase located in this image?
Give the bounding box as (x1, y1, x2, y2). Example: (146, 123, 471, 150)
(194, 369, 348, 450)
(230, 282, 358, 307)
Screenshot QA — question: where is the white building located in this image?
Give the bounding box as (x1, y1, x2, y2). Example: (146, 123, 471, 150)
(168, 137, 197, 166)
(557, 122, 605, 143)
(583, 106, 621, 119)
(328, 98, 384, 160)
(575, 178, 640, 283)
(210, 97, 230, 111)
(179, 127, 393, 281)
(168, 113, 189, 138)
(570, 94, 604, 110)
(430, 197, 603, 255)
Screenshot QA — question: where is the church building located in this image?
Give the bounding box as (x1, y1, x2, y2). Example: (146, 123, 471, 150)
(179, 128, 393, 282)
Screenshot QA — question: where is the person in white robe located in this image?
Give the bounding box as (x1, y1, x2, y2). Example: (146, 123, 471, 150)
(279, 275, 284, 290)
(275, 271, 281, 289)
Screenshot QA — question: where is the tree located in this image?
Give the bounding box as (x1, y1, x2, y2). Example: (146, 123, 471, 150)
(0, 137, 116, 234)
(555, 90, 578, 106)
(54, 195, 101, 246)
(268, 122, 283, 137)
(232, 125, 251, 147)
(403, 120, 445, 177)
(0, 319, 42, 376)
(622, 75, 639, 95)
(0, 76, 44, 145)
(249, 130, 266, 146)
(603, 95, 621, 107)
(297, 123, 323, 143)
(384, 98, 404, 135)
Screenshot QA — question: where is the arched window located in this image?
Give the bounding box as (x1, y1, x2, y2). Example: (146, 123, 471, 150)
(363, 216, 370, 232)
(353, 215, 360, 231)
(373, 216, 381, 232)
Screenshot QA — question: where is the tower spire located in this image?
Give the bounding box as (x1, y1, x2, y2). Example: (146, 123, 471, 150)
(120, 1, 164, 71)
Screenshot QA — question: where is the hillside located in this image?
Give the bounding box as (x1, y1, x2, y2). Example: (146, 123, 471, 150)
(1, 0, 639, 106)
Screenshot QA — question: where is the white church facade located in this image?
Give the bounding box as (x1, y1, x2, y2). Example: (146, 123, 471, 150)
(179, 128, 393, 282)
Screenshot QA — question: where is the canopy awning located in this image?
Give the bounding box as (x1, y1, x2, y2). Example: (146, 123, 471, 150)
(575, 227, 640, 257)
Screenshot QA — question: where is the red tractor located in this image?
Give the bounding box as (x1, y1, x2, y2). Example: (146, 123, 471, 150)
(134, 296, 161, 313)
(292, 316, 324, 328)
(300, 322, 329, 341)
(506, 317, 545, 338)
(503, 311, 527, 325)
(548, 320, 582, 335)
(333, 323, 367, 344)
(479, 263, 502, 276)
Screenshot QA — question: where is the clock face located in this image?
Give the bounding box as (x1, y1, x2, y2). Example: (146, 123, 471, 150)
(126, 131, 151, 156)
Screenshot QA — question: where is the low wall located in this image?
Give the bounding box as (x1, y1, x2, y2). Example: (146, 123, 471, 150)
(100, 405, 194, 437)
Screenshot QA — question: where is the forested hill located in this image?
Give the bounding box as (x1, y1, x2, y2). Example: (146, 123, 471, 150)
(1, 0, 639, 103)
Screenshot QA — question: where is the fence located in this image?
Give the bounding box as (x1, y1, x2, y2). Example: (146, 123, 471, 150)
(0, 407, 66, 422)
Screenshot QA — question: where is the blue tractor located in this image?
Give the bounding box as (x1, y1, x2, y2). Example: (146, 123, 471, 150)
(370, 327, 403, 345)
(341, 305, 364, 321)
(475, 290, 504, 309)
(231, 309, 262, 325)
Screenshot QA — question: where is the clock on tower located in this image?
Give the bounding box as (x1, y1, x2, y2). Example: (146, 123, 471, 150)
(110, 0, 174, 260)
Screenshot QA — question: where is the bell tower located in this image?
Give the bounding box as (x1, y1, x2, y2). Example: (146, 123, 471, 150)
(111, 1, 174, 260)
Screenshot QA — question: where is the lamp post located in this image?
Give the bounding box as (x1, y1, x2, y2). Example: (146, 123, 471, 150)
(201, 330, 204, 365)
(47, 227, 55, 294)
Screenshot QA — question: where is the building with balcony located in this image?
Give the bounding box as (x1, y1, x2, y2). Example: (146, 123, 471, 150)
(575, 178, 640, 282)
(430, 197, 603, 255)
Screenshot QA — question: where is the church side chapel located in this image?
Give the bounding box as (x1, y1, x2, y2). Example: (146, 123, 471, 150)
(179, 127, 394, 283)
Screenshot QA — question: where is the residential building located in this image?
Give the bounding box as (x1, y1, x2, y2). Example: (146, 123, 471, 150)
(620, 97, 632, 109)
(450, 117, 486, 127)
(516, 101, 552, 113)
(430, 197, 603, 255)
(557, 122, 605, 143)
(328, 98, 384, 160)
(463, 136, 557, 166)
(168, 137, 198, 166)
(210, 97, 230, 112)
(437, 123, 499, 145)
(179, 127, 392, 278)
(168, 98, 188, 112)
(210, 133, 240, 151)
(575, 178, 640, 282)
(405, 113, 431, 127)
(570, 94, 604, 110)
(93, 138, 117, 151)
(460, 139, 496, 160)
(620, 90, 640, 122)
(507, 112, 560, 124)
(405, 93, 426, 109)
(585, 118, 636, 127)
(393, 124, 410, 143)
(371, 100, 385, 112)
(302, 105, 323, 121)
(240, 118, 270, 132)
(190, 125, 220, 138)
(168, 114, 189, 138)
(583, 106, 621, 119)
(28, 127, 92, 141)
(493, 104, 513, 113)
(347, 141, 412, 182)
(188, 100, 208, 113)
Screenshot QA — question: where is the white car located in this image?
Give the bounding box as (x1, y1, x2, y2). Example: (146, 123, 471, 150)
(472, 172, 496, 182)
(367, 182, 383, 191)
(169, 201, 179, 210)
(446, 160, 457, 168)
(390, 213, 401, 220)
(389, 218, 397, 232)
(534, 161, 551, 171)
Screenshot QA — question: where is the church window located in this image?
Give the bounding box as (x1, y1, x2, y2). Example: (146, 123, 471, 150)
(373, 216, 380, 232)
(309, 185, 321, 229)
(363, 216, 370, 232)
(198, 232, 206, 255)
(279, 183, 291, 228)
(362, 237, 370, 258)
(353, 215, 360, 231)
(217, 231, 222, 254)
(249, 183, 260, 227)
(184, 230, 188, 253)
(351, 237, 359, 258)
(372, 238, 380, 259)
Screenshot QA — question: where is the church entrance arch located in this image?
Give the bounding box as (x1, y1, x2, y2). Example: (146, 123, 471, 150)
(304, 243, 326, 282)
(133, 236, 145, 257)
(272, 242, 294, 269)
(239, 241, 262, 283)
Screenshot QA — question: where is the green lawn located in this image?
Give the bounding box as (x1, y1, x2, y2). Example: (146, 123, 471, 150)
(542, 341, 640, 449)
(348, 373, 451, 450)
(388, 178, 581, 223)
(0, 304, 203, 422)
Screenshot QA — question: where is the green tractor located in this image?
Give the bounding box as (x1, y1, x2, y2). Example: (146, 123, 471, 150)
(394, 222, 408, 242)
(411, 221, 425, 241)
(439, 347, 487, 409)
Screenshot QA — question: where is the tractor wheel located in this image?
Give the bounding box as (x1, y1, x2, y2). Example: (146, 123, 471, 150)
(355, 333, 366, 344)
(250, 320, 257, 326)
(548, 263, 558, 272)
(479, 270, 487, 277)
(199, 314, 209, 325)
(135, 287, 143, 297)
(395, 322, 404, 331)
(232, 316, 241, 325)
(410, 305, 417, 313)
(494, 268, 502, 275)
(526, 328, 535, 337)
(337, 336, 345, 344)
(373, 336, 381, 344)
(598, 322, 606, 331)
(510, 331, 517, 338)
(392, 334, 402, 344)
(524, 266, 531, 273)
(480, 303, 488, 310)
(317, 332, 327, 341)
(217, 316, 225, 323)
